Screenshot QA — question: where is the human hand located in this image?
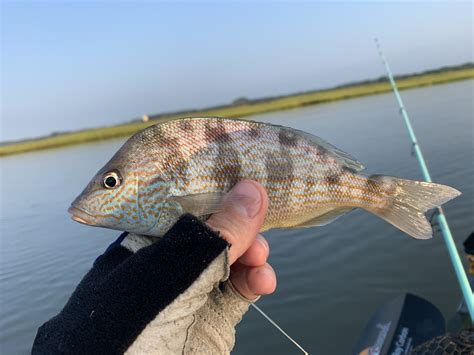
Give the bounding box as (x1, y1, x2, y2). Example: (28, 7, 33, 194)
(126, 181, 277, 353)
(33, 180, 276, 354)
(206, 180, 276, 300)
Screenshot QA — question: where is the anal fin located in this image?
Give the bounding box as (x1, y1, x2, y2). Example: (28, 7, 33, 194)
(293, 207, 354, 228)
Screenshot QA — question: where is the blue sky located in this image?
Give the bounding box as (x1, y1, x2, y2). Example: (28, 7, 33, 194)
(1, 1, 472, 141)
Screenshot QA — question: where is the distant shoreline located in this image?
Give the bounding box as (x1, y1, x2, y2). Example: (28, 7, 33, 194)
(1, 64, 473, 157)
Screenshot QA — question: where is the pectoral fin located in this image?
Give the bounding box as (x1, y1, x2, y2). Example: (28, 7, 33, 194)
(170, 192, 226, 217)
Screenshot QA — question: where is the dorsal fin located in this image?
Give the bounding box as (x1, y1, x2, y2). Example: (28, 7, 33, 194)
(159, 117, 365, 172)
(264, 121, 365, 172)
(295, 129, 365, 172)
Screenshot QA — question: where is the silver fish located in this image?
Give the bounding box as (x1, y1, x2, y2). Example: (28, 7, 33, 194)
(69, 117, 460, 239)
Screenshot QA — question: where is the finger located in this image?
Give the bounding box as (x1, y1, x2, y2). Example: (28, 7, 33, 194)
(230, 263, 277, 300)
(230, 260, 247, 273)
(237, 235, 269, 267)
(206, 180, 268, 264)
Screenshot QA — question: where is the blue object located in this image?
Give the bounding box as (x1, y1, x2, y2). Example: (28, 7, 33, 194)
(375, 39, 474, 323)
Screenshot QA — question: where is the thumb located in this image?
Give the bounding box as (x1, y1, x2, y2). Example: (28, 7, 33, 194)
(206, 180, 268, 265)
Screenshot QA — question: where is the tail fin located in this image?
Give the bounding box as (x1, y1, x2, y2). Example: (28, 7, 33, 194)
(366, 175, 461, 239)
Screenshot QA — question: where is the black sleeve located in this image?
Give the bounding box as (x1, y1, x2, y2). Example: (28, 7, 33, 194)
(32, 214, 228, 355)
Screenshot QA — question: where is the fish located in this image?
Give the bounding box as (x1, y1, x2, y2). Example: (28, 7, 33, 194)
(68, 117, 461, 239)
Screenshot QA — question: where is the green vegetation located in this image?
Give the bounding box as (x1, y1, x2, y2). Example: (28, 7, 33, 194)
(1, 66, 473, 157)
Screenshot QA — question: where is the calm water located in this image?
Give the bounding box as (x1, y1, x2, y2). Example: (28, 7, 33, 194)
(1, 80, 473, 354)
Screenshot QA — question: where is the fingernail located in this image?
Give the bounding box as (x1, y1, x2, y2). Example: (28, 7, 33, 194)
(257, 235, 269, 252)
(229, 181, 262, 218)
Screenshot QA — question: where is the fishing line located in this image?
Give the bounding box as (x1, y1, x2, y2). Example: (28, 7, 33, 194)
(250, 303, 309, 354)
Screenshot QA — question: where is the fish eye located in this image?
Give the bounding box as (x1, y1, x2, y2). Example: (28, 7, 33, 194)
(103, 171, 121, 189)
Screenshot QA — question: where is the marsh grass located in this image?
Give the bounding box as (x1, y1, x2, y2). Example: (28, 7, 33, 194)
(1, 68, 472, 156)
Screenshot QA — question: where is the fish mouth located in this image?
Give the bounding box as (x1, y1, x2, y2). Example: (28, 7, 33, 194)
(68, 206, 97, 226)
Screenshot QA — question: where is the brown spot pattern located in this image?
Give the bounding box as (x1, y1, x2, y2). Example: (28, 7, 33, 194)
(214, 122, 231, 143)
(325, 173, 341, 185)
(204, 121, 214, 143)
(162, 150, 189, 180)
(317, 147, 329, 165)
(201, 120, 242, 190)
(279, 129, 298, 147)
(212, 144, 242, 190)
(202, 120, 230, 143)
(178, 120, 193, 133)
(265, 149, 294, 211)
(149, 125, 174, 147)
(366, 178, 379, 192)
(317, 146, 328, 155)
(248, 125, 261, 138)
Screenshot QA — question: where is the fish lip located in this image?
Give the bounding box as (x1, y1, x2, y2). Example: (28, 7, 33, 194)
(68, 206, 96, 226)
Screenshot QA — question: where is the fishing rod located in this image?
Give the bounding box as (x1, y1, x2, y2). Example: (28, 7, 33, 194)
(374, 39, 474, 322)
(249, 40, 474, 353)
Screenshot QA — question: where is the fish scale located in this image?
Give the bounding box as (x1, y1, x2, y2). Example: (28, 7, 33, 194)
(69, 117, 460, 240)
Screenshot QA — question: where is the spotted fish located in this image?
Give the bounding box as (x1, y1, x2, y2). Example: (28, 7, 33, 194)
(69, 117, 460, 239)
